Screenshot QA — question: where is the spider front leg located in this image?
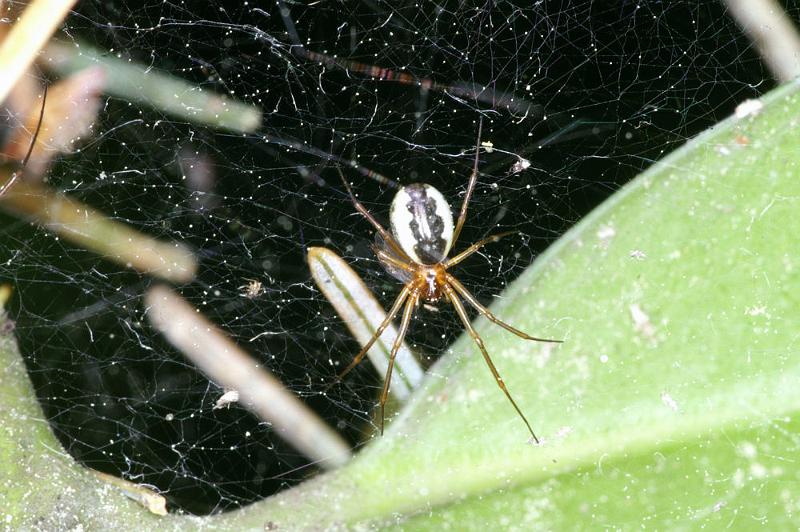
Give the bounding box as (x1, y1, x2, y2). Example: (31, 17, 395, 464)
(337, 167, 411, 262)
(445, 231, 517, 269)
(446, 274, 562, 344)
(452, 116, 483, 247)
(378, 290, 419, 435)
(443, 283, 541, 443)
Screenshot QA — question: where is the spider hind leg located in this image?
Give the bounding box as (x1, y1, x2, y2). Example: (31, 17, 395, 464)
(325, 284, 412, 395)
(446, 274, 561, 344)
(378, 291, 418, 435)
(444, 283, 541, 443)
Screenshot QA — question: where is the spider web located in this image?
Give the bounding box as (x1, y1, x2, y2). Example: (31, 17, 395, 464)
(2, 0, 772, 514)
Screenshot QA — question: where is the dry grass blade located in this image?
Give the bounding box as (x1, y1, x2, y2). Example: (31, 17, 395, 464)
(723, 0, 800, 82)
(0, 175, 198, 282)
(0, 0, 77, 104)
(43, 40, 262, 133)
(308, 246, 424, 402)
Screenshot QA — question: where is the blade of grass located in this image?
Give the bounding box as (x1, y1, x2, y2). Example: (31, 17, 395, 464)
(722, 0, 800, 82)
(42, 40, 262, 133)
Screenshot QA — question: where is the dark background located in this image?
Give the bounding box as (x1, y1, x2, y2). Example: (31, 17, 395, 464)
(2, 0, 776, 514)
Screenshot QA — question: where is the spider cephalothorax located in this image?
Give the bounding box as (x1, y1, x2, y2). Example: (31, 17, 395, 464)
(334, 119, 561, 441)
(417, 263, 447, 302)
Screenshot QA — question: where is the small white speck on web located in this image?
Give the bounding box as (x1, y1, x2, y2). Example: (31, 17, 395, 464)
(466, 388, 485, 402)
(213, 389, 240, 409)
(738, 441, 757, 459)
(750, 462, 767, 479)
(629, 249, 646, 260)
(510, 157, 531, 174)
(735, 99, 763, 118)
(660, 391, 678, 412)
(746, 305, 768, 317)
(629, 303, 656, 339)
(481, 140, 494, 153)
(534, 341, 558, 368)
(597, 224, 615, 248)
(554, 426, 572, 439)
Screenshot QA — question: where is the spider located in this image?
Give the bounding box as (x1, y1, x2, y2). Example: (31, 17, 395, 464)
(334, 119, 561, 442)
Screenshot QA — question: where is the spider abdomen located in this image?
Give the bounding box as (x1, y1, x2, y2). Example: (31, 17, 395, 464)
(390, 183, 454, 264)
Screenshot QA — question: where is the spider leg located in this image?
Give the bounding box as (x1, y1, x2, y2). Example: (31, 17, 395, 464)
(451, 115, 483, 247)
(444, 231, 517, 269)
(443, 283, 540, 443)
(446, 274, 562, 343)
(337, 167, 411, 261)
(378, 290, 418, 435)
(374, 247, 415, 272)
(327, 284, 412, 390)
